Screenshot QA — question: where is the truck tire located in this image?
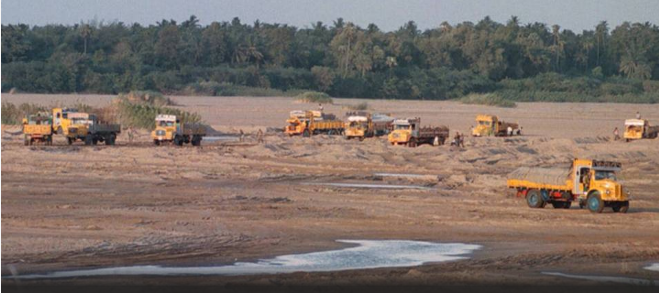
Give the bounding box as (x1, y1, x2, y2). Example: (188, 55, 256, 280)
(85, 136, 93, 145)
(154, 140, 161, 146)
(46, 136, 53, 146)
(67, 137, 73, 145)
(586, 192, 605, 213)
(191, 135, 201, 146)
(526, 189, 545, 208)
(612, 201, 629, 213)
(551, 202, 571, 209)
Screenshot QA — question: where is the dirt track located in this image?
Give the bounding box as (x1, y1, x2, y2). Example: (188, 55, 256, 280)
(2, 94, 659, 286)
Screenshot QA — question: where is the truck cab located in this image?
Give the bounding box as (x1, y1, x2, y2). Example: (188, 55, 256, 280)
(572, 159, 627, 212)
(285, 110, 322, 136)
(388, 118, 419, 145)
(52, 107, 79, 135)
(344, 112, 372, 140)
(151, 114, 178, 144)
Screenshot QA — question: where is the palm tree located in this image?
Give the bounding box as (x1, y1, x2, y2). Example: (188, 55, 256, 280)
(79, 24, 91, 54)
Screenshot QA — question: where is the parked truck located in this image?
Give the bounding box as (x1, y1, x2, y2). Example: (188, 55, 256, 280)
(151, 114, 206, 146)
(388, 118, 449, 147)
(507, 159, 629, 213)
(285, 110, 344, 137)
(64, 113, 121, 145)
(22, 113, 53, 145)
(623, 119, 659, 142)
(344, 112, 393, 141)
(472, 114, 520, 137)
(52, 107, 78, 136)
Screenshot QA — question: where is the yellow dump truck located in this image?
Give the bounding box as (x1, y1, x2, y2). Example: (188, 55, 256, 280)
(22, 113, 53, 145)
(62, 112, 121, 145)
(507, 159, 629, 213)
(285, 110, 344, 137)
(388, 118, 449, 147)
(623, 119, 659, 142)
(344, 112, 393, 141)
(151, 114, 206, 146)
(472, 114, 520, 137)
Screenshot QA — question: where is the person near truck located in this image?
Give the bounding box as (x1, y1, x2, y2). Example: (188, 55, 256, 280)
(257, 129, 264, 144)
(636, 111, 641, 119)
(613, 127, 620, 141)
(507, 126, 513, 136)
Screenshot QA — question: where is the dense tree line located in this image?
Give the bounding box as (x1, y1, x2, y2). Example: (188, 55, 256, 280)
(2, 16, 658, 102)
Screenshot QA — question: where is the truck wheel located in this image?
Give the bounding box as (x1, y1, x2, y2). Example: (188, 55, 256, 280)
(85, 136, 93, 145)
(586, 192, 605, 213)
(526, 189, 545, 208)
(303, 129, 310, 137)
(154, 140, 161, 146)
(92, 138, 98, 145)
(46, 136, 53, 146)
(359, 137, 364, 142)
(619, 201, 629, 213)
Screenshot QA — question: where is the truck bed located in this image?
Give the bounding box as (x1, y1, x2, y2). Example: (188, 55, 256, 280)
(313, 120, 344, 130)
(89, 124, 121, 134)
(418, 126, 449, 138)
(507, 167, 570, 191)
(180, 124, 207, 136)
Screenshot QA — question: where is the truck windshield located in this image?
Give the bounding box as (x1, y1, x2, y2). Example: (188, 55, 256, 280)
(595, 170, 617, 181)
(478, 121, 491, 126)
(394, 124, 410, 130)
(158, 121, 175, 127)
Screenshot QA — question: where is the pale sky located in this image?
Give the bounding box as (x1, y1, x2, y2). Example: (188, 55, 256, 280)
(2, 0, 658, 32)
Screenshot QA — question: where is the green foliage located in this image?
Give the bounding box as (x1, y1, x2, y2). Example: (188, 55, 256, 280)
(2, 17, 659, 103)
(295, 91, 333, 104)
(115, 100, 201, 129)
(460, 93, 517, 108)
(1, 102, 49, 124)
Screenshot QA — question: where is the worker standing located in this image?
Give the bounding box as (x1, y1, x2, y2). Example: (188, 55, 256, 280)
(257, 129, 264, 144)
(239, 129, 245, 142)
(507, 126, 513, 136)
(318, 103, 324, 112)
(613, 127, 620, 141)
(636, 111, 641, 119)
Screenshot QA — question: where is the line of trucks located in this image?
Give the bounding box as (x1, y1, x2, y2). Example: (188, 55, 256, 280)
(22, 108, 206, 147)
(285, 110, 521, 146)
(22, 108, 121, 146)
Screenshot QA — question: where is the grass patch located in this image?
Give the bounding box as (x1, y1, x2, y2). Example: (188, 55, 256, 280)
(460, 93, 517, 108)
(295, 91, 333, 104)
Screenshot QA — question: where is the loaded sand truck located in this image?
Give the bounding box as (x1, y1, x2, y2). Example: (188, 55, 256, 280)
(22, 112, 53, 145)
(623, 119, 659, 142)
(507, 159, 629, 213)
(472, 114, 520, 137)
(151, 114, 206, 146)
(388, 118, 449, 147)
(52, 108, 121, 145)
(285, 110, 344, 137)
(344, 112, 393, 141)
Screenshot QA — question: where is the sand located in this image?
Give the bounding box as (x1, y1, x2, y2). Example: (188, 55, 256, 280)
(2, 93, 659, 286)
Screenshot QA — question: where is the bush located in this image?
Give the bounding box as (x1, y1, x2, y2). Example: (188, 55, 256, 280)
(1, 102, 50, 124)
(295, 91, 333, 104)
(115, 100, 201, 129)
(184, 81, 306, 97)
(460, 93, 517, 108)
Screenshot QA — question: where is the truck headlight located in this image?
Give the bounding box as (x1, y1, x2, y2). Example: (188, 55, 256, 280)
(156, 130, 166, 136)
(606, 190, 611, 195)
